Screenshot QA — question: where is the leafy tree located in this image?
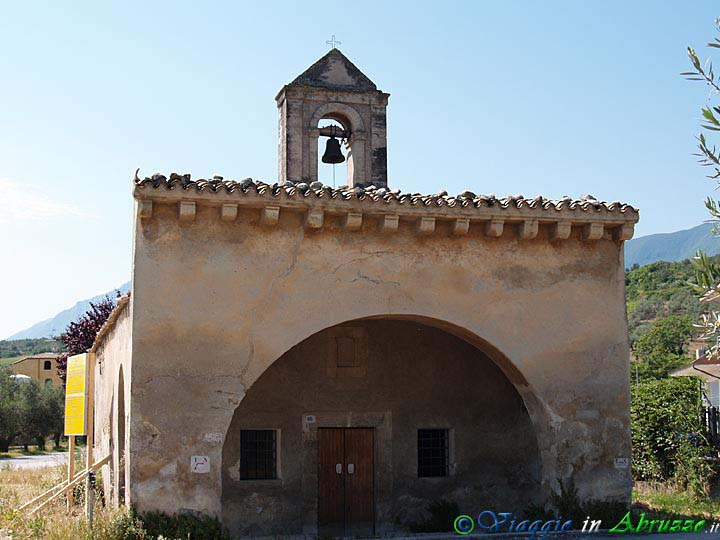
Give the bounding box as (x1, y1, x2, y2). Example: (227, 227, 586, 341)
(0, 366, 21, 452)
(635, 315, 694, 358)
(14, 380, 66, 451)
(44, 384, 66, 448)
(56, 295, 116, 382)
(684, 19, 720, 347)
(633, 316, 694, 381)
(17, 381, 47, 450)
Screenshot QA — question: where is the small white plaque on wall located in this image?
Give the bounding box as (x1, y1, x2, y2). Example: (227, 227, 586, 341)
(203, 432, 223, 444)
(191, 455, 210, 473)
(614, 457, 630, 469)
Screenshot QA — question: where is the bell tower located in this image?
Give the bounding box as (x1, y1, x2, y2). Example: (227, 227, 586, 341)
(276, 48, 390, 188)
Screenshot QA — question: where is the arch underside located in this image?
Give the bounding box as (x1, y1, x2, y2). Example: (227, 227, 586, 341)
(310, 102, 365, 132)
(221, 317, 544, 536)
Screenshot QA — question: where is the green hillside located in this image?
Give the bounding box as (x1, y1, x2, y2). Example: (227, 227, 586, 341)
(625, 257, 718, 344)
(0, 338, 64, 364)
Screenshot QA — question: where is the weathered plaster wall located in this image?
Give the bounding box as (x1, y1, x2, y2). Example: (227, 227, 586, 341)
(127, 200, 632, 527)
(222, 319, 541, 535)
(94, 300, 132, 507)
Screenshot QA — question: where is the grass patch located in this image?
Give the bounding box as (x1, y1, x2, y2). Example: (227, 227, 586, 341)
(0, 460, 146, 540)
(633, 482, 720, 519)
(0, 355, 23, 365)
(0, 460, 228, 539)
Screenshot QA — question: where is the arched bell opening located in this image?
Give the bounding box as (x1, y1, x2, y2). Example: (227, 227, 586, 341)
(317, 118, 348, 187)
(221, 317, 543, 537)
(307, 102, 366, 187)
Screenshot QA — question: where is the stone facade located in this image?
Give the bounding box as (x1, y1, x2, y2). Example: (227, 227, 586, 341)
(92, 50, 639, 536)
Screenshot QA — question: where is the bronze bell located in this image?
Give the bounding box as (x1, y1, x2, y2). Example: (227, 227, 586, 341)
(322, 136, 345, 164)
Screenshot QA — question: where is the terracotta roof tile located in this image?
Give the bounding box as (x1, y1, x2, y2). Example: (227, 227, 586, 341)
(134, 172, 637, 216)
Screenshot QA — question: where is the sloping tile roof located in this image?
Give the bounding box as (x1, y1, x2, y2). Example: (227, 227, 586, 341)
(288, 48, 378, 92)
(23, 352, 59, 359)
(91, 293, 130, 354)
(10, 352, 59, 365)
(134, 172, 638, 217)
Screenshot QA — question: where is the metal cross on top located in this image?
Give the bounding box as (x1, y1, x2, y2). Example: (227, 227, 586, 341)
(326, 35, 342, 49)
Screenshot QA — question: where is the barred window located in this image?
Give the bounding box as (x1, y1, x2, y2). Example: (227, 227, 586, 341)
(417, 429, 448, 477)
(240, 430, 277, 480)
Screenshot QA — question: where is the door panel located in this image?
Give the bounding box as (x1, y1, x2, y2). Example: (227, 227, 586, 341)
(318, 428, 344, 535)
(317, 427, 374, 535)
(344, 428, 374, 535)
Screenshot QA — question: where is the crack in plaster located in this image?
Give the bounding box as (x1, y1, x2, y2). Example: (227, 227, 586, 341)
(347, 272, 400, 287)
(331, 250, 394, 274)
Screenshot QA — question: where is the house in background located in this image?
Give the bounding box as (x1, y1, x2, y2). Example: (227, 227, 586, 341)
(670, 349, 720, 407)
(8, 352, 62, 387)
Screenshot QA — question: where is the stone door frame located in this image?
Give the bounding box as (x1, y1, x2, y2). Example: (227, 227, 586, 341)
(302, 411, 391, 534)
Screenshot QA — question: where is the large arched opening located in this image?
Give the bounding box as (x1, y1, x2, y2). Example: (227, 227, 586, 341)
(221, 317, 543, 536)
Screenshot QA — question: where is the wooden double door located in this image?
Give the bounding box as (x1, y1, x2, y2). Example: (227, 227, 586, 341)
(318, 428, 374, 536)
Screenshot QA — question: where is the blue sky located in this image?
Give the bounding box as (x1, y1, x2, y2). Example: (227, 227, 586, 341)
(1, 1, 718, 339)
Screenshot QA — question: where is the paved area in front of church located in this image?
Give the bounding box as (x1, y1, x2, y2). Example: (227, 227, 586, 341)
(0, 451, 69, 470)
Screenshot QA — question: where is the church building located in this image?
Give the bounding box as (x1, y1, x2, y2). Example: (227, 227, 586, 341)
(91, 49, 639, 536)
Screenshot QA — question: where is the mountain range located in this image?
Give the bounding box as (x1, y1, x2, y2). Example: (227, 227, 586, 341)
(624, 222, 720, 268)
(5, 223, 720, 340)
(7, 282, 131, 340)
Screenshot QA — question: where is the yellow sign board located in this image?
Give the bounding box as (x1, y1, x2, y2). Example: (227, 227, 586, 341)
(64, 354, 88, 436)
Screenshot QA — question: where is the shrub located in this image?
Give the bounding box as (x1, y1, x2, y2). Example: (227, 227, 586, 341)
(407, 498, 459, 532)
(546, 478, 629, 525)
(549, 478, 583, 520)
(631, 376, 715, 497)
(104, 510, 148, 540)
(673, 437, 715, 498)
(140, 511, 230, 540)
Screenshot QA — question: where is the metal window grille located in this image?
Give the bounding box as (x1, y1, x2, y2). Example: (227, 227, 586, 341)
(240, 430, 277, 480)
(417, 428, 448, 477)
